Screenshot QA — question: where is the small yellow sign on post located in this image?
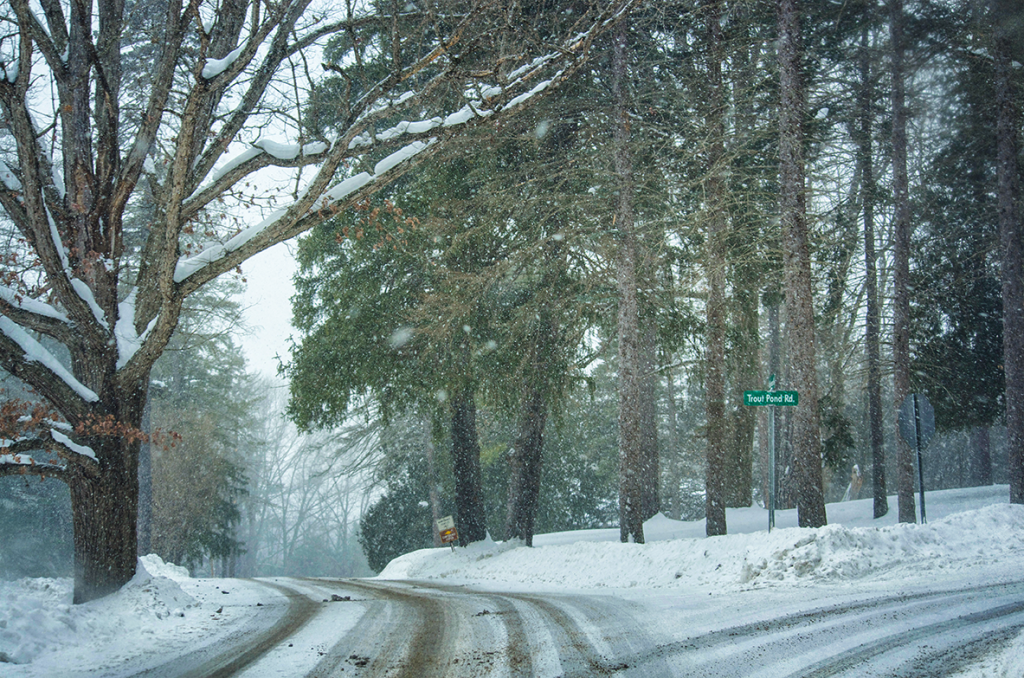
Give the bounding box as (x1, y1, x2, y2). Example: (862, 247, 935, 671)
(436, 515, 458, 550)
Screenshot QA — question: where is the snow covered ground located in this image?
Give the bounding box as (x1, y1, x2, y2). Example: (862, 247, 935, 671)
(2, 485, 1023, 676)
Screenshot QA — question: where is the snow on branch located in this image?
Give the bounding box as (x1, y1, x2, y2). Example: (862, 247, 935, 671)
(0, 317, 99, 403)
(51, 429, 97, 462)
(0, 285, 69, 323)
(168, 0, 638, 290)
(114, 290, 157, 370)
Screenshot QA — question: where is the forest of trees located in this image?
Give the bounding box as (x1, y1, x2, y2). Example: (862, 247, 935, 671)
(284, 0, 1024, 561)
(286, 0, 1024, 558)
(1, 0, 1023, 596)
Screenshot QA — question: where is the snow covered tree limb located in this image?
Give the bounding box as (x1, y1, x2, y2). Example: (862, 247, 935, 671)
(0, 453, 74, 482)
(0, 326, 98, 423)
(0, 430, 101, 482)
(0, 296, 75, 347)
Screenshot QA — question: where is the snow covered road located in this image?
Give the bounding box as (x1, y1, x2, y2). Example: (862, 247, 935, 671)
(639, 580, 1024, 677)
(134, 575, 1024, 677)
(4, 488, 1024, 677)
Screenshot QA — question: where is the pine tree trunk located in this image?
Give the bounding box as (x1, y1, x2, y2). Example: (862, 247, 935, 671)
(993, 1, 1024, 505)
(639, 322, 661, 521)
(889, 0, 917, 523)
(759, 292, 783, 509)
(451, 390, 488, 544)
(664, 366, 684, 520)
(726, 284, 757, 508)
(504, 384, 547, 546)
(777, 0, 827, 528)
(857, 26, 888, 519)
(703, 0, 728, 537)
(993, 22, 1024, 503)
(612, 19, 645, 544)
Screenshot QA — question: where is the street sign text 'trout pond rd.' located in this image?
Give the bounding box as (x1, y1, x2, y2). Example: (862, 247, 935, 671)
(743, 390, 799, 406)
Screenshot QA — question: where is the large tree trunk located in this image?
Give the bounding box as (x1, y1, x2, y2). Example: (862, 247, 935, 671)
(639, 322, 661, 521)
(450, 390, 488, 544)
(703, 0, 728, 537)
(889, 0, 917, 523)
(612, 19, 645, 544)
(857, 26, 888, 520)
(726, 284, 758, 508)
(758, 293, 783, 509)
(777, 0, 827, 528)
(70, 385, 146, 603)
(993, 0, 1024, 505)
(664, 365, 684, 520)
(137, 398, 154, 555)
(504, 384, 548, 546)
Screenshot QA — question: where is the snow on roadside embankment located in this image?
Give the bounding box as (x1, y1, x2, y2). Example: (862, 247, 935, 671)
(377, 491, 1024, 677)
(0, 555, 196, 666)
(379, 494, 1024, 592)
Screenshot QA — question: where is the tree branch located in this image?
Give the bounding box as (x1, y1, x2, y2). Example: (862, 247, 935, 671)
(0, 318, 98, 423)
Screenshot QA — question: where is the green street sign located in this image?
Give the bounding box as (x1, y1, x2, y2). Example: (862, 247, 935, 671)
(744, 390, 799, 406)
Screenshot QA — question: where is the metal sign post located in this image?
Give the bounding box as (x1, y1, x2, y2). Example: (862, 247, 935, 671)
(898, 394, 935, 524)
(768, 374, 775, 532)
(744, 375, 798, 532)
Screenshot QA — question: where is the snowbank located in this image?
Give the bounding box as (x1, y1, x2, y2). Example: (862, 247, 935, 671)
(378, 494, 1024, 592)
(0, 555, 195, 666)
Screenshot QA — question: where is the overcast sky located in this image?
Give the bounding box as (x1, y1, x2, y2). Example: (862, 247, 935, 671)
(239, 241, 297, 379)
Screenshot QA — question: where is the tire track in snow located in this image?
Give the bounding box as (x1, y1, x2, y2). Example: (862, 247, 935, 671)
(131, 578, 320, 678)
(616, 580, 1024, 677)
(792, 598, 1024, 677)
(410, 580, 668, 676)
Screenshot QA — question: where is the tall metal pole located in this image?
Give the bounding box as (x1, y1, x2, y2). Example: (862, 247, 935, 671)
(769, 374, 776, 532)
(914, 394, 927, 523)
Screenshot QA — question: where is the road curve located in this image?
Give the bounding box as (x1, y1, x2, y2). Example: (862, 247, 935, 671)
(130, 576, 1024, 677)
(293, 578, 1024, 677)
(298, 578, 673, 677)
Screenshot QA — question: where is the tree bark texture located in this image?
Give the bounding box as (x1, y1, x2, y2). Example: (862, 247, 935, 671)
(504, 384, 548, 546)
(703, 0, 729, 536)
(993, 5, 1024, 504)
(777, 0, 827, 528)
(857, 26, 888, 519)
(889, 0, 917, 523)
(451, 390, 488, 544)
(759, 293, 783, 509)
(612, 19, 645, 544)
(639, 322, 661, 521)
(726, 285, 758, 508)
(664, 366, 684, 520)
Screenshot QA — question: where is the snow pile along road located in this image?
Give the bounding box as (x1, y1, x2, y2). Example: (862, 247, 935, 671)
(378, 493, 1024, 593)
(0, 555, 196, 666)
